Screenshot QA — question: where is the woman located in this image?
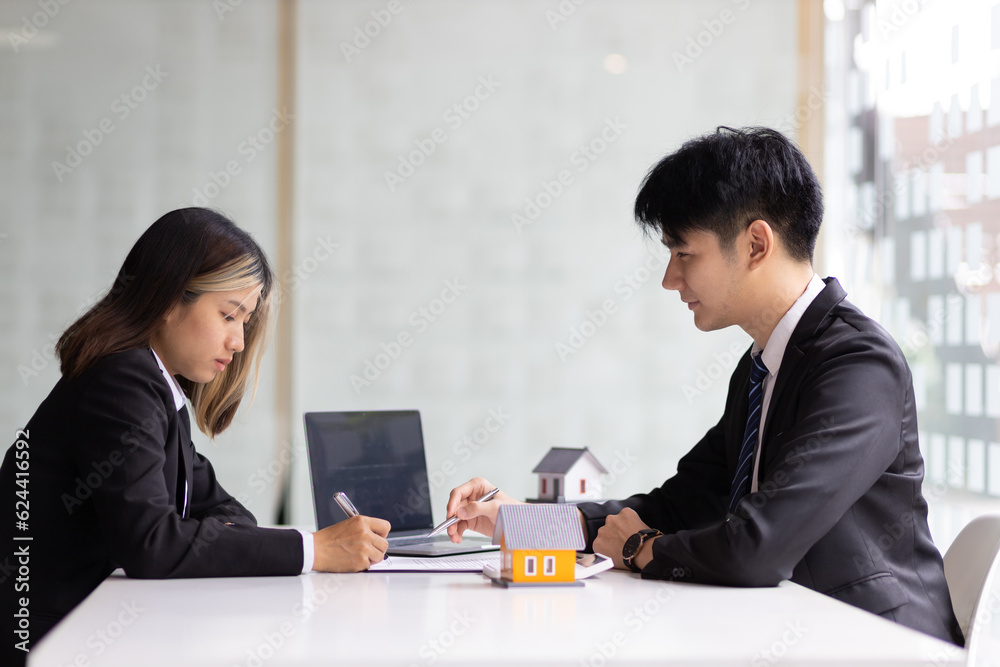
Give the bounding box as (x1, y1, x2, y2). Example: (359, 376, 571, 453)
(0, 208, 389, 662)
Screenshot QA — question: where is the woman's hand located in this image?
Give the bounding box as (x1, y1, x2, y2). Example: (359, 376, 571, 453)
(312, 515, 390, 571)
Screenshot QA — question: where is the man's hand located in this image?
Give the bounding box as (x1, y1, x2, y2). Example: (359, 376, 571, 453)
(444, 477, 520, 543)
(594, 507, 659, 571)
(312, 515, 390, 572)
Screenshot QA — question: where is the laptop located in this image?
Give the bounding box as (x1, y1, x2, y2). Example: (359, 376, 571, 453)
(303, 410, 499, 557)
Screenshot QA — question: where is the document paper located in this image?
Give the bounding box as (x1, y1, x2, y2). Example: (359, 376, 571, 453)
(368, 554, 501, 573)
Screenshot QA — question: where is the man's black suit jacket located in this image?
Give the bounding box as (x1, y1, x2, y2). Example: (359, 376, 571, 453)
(578, 277, 964, 645)
(0, 347, 303, 661)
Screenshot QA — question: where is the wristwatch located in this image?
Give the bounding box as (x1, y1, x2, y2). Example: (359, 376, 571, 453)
(622, 528, 662, 572)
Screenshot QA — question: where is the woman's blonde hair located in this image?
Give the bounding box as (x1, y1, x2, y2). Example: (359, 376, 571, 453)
(178, 256, 274, 437)
(58, 208, 276, 437)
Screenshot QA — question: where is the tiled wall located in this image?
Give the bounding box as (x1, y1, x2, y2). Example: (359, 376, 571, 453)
(288, 0, 798, 525)
(0, 0, 284, 521)
(0, 0, 800, 527)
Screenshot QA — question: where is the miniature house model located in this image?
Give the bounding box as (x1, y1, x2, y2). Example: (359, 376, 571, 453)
(532, 447, 608, 502)
(494, 504, 585, 584)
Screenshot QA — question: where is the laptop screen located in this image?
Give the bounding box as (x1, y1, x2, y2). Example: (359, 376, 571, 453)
(304, 410, 434, 533)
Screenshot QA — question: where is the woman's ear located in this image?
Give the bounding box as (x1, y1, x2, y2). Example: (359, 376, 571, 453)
(162, 303, 178, 326)
(157, 300, 186, 333)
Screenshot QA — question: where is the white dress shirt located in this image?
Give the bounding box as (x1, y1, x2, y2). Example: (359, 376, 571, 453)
(149, 347, 314, 572)
(749, 275, 826, 492)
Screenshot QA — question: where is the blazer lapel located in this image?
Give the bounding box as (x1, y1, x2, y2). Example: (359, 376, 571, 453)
(759, 277, 848, 446)
(177, 406, 193, 518)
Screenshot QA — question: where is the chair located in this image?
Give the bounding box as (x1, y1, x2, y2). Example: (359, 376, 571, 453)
(943, 512, 1000, 665)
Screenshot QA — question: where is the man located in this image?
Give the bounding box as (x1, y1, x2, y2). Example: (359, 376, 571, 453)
(446, 126, 963, 645)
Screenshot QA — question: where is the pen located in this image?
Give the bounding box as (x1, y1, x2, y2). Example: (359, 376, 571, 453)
(333, 491, 360, 517)
(333, 492, 389, 562)
(427, 487, 500, 537)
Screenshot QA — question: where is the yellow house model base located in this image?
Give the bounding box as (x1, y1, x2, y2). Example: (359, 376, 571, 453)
(491, 578, 584, 588)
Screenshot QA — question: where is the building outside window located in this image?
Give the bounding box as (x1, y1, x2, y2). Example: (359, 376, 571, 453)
(825, 0, 1000, 509)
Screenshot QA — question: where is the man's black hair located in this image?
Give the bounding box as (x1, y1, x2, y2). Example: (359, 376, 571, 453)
(633, 126, 823, 263)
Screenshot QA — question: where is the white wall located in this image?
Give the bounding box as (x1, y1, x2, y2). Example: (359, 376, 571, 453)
(0, 0, 284, 521)
(0, 0, 800, 528)
(289, 0, 798, 526)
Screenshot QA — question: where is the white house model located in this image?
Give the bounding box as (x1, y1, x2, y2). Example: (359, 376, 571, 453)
(532, 447, 608, 502)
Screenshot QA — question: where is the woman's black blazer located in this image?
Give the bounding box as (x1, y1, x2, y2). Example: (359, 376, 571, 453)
(0, 347, 302, 656)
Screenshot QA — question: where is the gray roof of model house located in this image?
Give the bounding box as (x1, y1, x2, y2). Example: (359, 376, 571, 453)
(494, 504, 586, 550)
(531, 447, 608, 474)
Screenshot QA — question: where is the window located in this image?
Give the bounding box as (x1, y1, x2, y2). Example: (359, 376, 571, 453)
(524, 555, 536, 576)
(541, 478, 547, 495)
(580, 479, 586, 494)
(543, 555, 556, 576)
(826, 1, 1000, 497)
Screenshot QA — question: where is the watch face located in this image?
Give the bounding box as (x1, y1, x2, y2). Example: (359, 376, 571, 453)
(622, 532, 643, 560)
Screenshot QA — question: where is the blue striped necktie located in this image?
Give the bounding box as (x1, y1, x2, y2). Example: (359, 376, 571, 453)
(728, 354, 769, 514)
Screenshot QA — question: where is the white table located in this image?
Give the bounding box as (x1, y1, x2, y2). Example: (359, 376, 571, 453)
(29, 566, 966, 666)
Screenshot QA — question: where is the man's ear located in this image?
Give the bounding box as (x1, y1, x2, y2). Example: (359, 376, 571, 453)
(745, 219, 774, 269)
